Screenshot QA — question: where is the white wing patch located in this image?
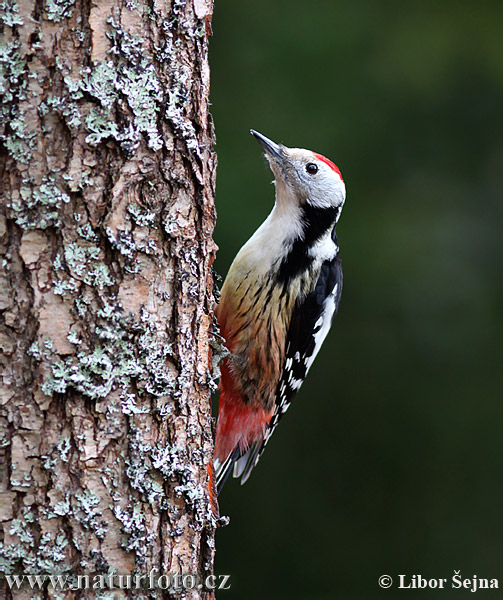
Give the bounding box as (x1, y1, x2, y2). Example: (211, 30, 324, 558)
(305, 284, 338, 373)
(274, 281, 339, 421)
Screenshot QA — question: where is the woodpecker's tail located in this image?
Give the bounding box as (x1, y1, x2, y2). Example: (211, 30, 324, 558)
(214, 442, 266, 494)
(214, 382, 273, 493)
(214, 447, 241, 495)
(231, 443, 263, 484)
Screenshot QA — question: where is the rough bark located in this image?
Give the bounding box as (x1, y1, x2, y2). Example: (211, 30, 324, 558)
(0, 0, 218, 597)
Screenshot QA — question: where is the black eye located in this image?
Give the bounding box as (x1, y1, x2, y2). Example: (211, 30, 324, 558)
(306, 163, 318, 175)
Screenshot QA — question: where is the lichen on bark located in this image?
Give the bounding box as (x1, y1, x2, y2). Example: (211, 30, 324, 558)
(0, 0, 218, 597)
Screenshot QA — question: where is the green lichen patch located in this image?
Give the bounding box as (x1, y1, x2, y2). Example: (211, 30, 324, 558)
(3, 113, 36, 164)
(42, 297, 177, 405)
(39, 94, 82, 128)
(80, 61, 118, 109)
(9, 518, 35, 545)
(38, 20, 163, 155)
(0, 41, 33, 163)
(127, 203, 156, 228)
(63, 241, 114, 289)
(84, 107, 121, 147)
(0, 541, 25, 572)
(75, 490, 108, 540)
(0, 0, 23, 27)
(0, 42, 25, 94)
(150, 441, 212, 531)
(45, 0, 75, 22)
(0, 505, 71, 575)
(125, 427, 165, 507)
(112, 502, 154, 560)
(11, 176, 71, 230)
(57, 437, 71, 462)
(36, 532, 71, 573)
(27, 338, 55, 362)
(73, 20, 163, 153)
(53, 277, 79, 297)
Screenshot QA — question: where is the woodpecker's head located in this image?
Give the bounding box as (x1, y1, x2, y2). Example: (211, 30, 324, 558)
(251, 129, 346, 214)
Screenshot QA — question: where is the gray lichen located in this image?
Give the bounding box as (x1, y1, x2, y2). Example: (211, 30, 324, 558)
(3, 113, 36, 163)
(53, 495, 71, 517)
(164, 66, 197, 149)
(77, 222, 99, 243)
(127, 203, 156, 228)
(112, 502, 154, 560)
(39, 94, 82, 128)
(121, 392, 149, 416)
(105, 227, 137, 261)
(152, 1, 203, 153)
(125, 427, 166, 507)
(0, 0, 23, 26)
(57, 437, 71, 462)
(0, 508, 71, 575)
(45, 0, 75, 22)
(36, 533, 70, 572)
(9, 519, 35, 545)
(11, 176, 71, 230)
(41, 435, 71, 471)
(70, 20, 164, 153)
(80, 60, 118, 109)
(84, 107, 122, 147)
(75, 490, 107, 540)
(0, 42, 25, 99)
(0, 41, 32, 163)
(41, 295, 177, 406)
(150, 442, 212, 531)
(64, 241, 114, 289)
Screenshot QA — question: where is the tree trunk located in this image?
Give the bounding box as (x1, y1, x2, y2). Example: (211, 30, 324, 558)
(0, 0, 218, 597)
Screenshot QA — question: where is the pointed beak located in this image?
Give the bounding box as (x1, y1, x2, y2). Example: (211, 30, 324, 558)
(250, 129, 283, 159)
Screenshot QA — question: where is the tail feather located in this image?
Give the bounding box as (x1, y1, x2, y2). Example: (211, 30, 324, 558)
(214, 440, 266, 494)
(214, 386, 274, 493)
(234, 443, 262, 485)
(231, 452, 250, 479)
(215, 447, 241, 495)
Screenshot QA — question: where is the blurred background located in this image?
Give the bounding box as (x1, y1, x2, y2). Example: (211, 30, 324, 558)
(209, 0, 502, 598)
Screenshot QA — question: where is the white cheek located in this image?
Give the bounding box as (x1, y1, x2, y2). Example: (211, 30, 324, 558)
(306, 175, 344, 209)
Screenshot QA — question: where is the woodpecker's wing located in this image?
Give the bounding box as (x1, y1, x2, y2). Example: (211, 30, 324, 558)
(235, 245, 343, 484)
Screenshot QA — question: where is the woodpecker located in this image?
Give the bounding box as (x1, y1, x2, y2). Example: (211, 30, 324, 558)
(214, 130, 346, 493)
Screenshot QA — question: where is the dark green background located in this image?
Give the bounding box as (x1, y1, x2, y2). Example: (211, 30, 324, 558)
(209, 1, 502, 598)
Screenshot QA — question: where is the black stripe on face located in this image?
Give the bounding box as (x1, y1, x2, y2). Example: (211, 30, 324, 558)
(277, 204, 338, 284)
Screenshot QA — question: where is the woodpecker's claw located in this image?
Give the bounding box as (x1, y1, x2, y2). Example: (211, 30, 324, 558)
(250, 129, 283, 159)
